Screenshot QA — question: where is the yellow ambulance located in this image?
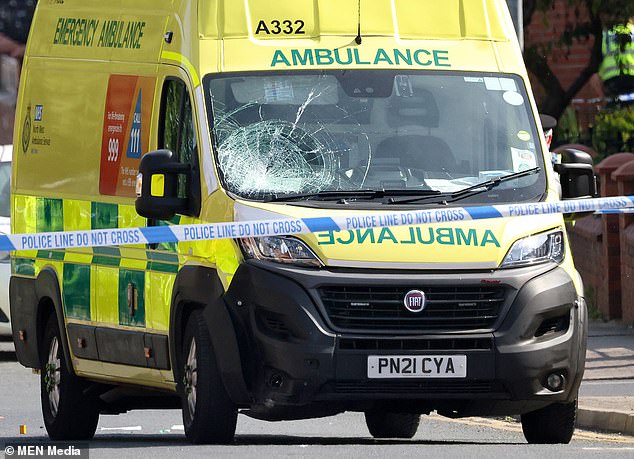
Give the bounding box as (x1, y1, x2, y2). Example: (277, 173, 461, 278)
(11, 0, 596, 444)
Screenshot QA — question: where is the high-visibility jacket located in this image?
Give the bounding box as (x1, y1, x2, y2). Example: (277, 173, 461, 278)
(599, 22, 634, 81)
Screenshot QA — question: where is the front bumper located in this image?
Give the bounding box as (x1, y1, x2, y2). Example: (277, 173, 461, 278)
(225, 261, 586, 417)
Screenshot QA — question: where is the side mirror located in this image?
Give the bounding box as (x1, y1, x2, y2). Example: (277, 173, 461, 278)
(554, 148, 598, 200)
(135, 149, 190, 220)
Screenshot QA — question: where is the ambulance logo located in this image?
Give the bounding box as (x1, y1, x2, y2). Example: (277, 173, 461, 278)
(403, 290, 426, 313)
(22, 106, 31, 154)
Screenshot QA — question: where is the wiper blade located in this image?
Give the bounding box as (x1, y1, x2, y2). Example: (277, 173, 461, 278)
(266, 188, 442, 203)
(388, 167, 541, 205)
(449, 167, 541, 200)
(265, 190, 378, 202)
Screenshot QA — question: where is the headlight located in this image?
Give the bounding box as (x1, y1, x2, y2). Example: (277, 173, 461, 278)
(500, 230, 564, 268)
(0, 250, 9, 264)
(239, 236, 323, 268)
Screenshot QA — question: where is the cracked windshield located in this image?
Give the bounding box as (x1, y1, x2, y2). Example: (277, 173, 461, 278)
(206, 71, 546, 204)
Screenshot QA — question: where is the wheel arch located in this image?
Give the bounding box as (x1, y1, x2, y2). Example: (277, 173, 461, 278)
(10, 267, 74, 374)
(169, 264, 250, 405)
(35, 267, 75, 375)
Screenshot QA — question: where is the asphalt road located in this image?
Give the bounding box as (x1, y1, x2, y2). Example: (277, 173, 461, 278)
(1, 361, 634, 459)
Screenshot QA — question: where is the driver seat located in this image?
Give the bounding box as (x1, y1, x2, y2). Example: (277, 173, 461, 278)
(375, 135, 456, 172)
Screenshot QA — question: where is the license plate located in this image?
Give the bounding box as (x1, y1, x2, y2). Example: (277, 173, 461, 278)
(367, 355, 467, 378)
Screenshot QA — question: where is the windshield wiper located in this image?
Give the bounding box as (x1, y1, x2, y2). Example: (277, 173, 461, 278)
(265, 188, 442, 203)
(387, 167, 541, 205)
(265, 190, 379, 202)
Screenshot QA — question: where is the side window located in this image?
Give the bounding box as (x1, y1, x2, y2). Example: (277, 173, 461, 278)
(159, 78, 200, 214)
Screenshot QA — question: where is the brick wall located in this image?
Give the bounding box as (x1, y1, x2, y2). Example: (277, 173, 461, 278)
(622, 225, 634, 324)
(567, 217, 602, 311)
(568, 154, 634, 324)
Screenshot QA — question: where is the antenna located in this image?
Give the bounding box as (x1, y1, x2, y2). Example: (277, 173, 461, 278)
(355, 0, 362, 45)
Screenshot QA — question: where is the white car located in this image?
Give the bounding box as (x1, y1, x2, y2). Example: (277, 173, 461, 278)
(0, 145, 11, 337)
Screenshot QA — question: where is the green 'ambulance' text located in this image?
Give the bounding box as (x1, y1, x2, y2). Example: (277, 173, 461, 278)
(53, 17, 146, 50)
(271, 48, 451, 67)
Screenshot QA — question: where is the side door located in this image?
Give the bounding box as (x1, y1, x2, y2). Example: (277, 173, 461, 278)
(146, 69, 202, 338)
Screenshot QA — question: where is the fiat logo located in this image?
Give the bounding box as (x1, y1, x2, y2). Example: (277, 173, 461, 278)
(403, 290, 426, 313)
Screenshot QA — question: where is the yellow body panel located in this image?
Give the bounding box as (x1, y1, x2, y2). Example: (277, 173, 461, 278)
(92, 266, 119, 323)
(73, 358, 175, 391)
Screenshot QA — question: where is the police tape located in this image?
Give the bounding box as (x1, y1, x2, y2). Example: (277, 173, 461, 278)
(595, 208, 634, 214)
(1, 195, 633, 252)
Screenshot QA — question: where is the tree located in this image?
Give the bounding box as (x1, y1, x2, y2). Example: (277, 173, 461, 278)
(523, 0, 634, 118)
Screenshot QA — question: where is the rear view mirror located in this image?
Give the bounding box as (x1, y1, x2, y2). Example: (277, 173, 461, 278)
(135, 149, 191, 220)
(554, 149, 598, 200)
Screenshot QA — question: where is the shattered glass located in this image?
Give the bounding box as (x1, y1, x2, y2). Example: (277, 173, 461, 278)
(214, 117, 339, 196)
(204, 70, 546, 204)
(210, 75, 370, 198)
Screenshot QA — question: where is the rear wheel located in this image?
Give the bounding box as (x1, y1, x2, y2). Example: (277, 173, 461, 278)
(181, 310, 237, 444)
(40, 314, 99, 440)
(521, 400, 577, 444)
(365, 411, 420, 439)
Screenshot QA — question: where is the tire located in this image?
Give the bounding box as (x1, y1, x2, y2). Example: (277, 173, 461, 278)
(181, 310, 237, 444)
(365, 411, 420, 439)
(40, 314, 99, 440)
(521, 400, 577, 444)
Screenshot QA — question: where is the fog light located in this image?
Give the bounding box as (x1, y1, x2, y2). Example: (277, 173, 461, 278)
(546, 373, 565, 391)
(268, 373, 284, 389)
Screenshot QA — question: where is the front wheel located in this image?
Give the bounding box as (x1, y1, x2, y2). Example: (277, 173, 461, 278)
(521, 400, 577, 444)
(40, 315, 99, 440)
(365, 411, 420, 439)
(181, 310, 237, 444)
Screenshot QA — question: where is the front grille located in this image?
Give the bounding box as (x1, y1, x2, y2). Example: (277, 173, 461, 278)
(339, 337, 493, 351)
(330, 380, 500, 395)
(319, 285, 505, 331)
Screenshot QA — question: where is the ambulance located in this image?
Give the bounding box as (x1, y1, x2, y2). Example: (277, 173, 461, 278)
(10, 0, 596, 444)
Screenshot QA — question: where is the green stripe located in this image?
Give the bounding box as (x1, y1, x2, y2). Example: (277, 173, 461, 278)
(37, 250, 66, 261)
(91, 256, 121, 267)
(63, 263, 91, 320)
(118, 269, 145, 327)
(91, 247, 121, 266)
(94, 247, 121, 256)
(92, 202, 119, 230)
(147, 250, 179, 273)
(12, 258, 35, 277)
(147, 261, 179, 273)
(147, 251, 179, 263)
(37, 198, 63, 233)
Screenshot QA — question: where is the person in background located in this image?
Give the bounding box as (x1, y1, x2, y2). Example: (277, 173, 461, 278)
(540, 114, 557, 153)
(0, 0, 37, 60)
(598, 17, 634, 101)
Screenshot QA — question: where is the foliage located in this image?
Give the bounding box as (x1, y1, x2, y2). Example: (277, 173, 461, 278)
(554, 106, 582, 145)
(523, 0, 634, 118)
(591, 105, 634, 158)
(584, 285, 603, 321)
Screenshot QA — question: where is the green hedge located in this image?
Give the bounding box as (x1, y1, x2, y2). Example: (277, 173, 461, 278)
(592, 105, 634, 159)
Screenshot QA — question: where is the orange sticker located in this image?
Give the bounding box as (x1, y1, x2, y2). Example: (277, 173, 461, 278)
(100, 75, 155, 196)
